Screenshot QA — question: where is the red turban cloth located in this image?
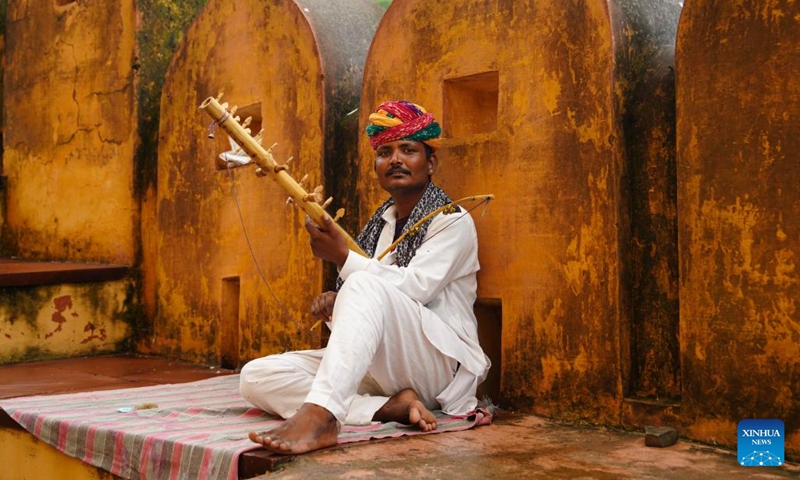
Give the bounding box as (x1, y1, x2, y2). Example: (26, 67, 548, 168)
(365, 100, 442, 150)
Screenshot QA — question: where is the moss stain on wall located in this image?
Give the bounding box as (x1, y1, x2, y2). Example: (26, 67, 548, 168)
(134, 0, 209, 350)
(134, 0, 209, 199)
(0, 282, 133, 364)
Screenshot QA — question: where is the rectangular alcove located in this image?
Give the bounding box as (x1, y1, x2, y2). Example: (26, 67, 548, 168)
(220, 276, 241, 370)
(215, 102, 263, 171)
(443, 71, 499, 138)
(474, 298, 502, 404)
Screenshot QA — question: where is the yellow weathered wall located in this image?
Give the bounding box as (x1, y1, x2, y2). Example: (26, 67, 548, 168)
(677, 0, 800, 456)
(0, 281, 133, 364)
(148, 0, 380, 364)
(360, 0, 663, 424)
(2, 1, 137, 264)
(0, 427, 120, 480)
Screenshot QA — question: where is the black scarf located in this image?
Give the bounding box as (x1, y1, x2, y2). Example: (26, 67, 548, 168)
(335, 182, 453, 290)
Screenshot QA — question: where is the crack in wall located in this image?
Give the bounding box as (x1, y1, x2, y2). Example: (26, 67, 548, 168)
(53, 39, 132, 148)
(51, 39, 81, 147)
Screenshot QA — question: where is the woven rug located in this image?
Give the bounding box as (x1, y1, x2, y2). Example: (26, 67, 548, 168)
(1, 374, 492, 480)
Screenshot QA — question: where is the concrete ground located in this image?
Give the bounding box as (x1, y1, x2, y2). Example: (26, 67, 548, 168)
(1, 356, 796, 480)
(250, 412, 800, 480)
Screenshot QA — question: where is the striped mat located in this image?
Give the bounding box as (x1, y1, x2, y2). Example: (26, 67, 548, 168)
(1, 374, 492, 480)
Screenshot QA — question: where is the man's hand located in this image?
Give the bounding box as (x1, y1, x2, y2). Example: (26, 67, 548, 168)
(305, 215, 349, 267)
(311, 291, 337, 321)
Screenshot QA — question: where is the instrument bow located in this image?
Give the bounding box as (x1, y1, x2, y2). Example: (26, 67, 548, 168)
(377, 194, 495, 261)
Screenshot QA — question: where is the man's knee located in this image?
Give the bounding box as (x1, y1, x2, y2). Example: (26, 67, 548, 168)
(341, 270, 376, 289)
(239, 358, 265, 400)
(239, 358, 262, 385)
(239, 354, 312, 417)
(239, 355, 292, 399)
(340, 271, 394, 299)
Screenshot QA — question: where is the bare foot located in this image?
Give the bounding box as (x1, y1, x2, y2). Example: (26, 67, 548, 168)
(372, 388, 438, 432)
(248, 403, 340, 454)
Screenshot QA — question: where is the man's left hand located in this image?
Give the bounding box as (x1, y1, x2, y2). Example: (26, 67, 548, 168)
(305, 215, 349, 267)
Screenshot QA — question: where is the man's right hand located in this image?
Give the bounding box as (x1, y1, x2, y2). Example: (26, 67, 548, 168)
(305, 215, 349, 267)
(311, 291, 337, 321)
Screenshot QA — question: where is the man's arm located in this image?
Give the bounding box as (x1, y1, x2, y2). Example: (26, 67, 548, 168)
(339, 211, 478, 305)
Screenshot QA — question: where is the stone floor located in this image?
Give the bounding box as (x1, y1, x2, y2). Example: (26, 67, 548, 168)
(247, 411, 799, 480)
(1, 355, 797, 479)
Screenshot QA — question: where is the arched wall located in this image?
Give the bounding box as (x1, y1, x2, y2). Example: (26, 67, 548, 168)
(150, 0, 381, 364)
(359, 0, 681, 422)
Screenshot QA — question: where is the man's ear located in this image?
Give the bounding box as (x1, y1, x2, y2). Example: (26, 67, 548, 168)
(428, 153, 438, 176)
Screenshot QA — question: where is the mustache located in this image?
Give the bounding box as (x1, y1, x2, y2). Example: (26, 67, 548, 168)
(385, 166, 410, 176)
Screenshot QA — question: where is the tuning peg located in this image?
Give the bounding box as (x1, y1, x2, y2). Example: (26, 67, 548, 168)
(333, 208, 345, 222)
(216, 91, 224, 101)
(322, 197, 333, 209)
(221, 102, 229, 110)
(298, 174, 309, 188)
(314, 186, 325, 203)
(255, 167, 268, 177)
(242, 116, 252, 128)
(267, 142, 278, 152)
(230, 105, 238, 116)
(253, 129, 265, 145)
(274, 156, 293, 173)
(303, 186, 324, 203)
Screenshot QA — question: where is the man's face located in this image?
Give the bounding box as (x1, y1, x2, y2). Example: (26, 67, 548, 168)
(374, 140, 436, 196)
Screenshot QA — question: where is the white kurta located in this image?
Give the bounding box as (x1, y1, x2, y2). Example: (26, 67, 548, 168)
(240, 205, 491, 425)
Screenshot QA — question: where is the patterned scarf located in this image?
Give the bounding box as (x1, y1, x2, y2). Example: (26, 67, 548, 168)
(336, 182, 454, 290)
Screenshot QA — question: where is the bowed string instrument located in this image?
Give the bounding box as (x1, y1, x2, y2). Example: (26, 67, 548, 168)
(199, 92, 493, 258)
(199, 93, 494, 329)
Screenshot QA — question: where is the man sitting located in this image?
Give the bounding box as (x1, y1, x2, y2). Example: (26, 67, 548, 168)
(240, 100, 490, 454)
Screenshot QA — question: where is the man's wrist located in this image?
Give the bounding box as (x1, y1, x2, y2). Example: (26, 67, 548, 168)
(334, 247, 349, 268)
(339, 250, 371, 281)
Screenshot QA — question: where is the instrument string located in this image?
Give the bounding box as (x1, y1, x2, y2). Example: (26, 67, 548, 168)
(225, 163, 320, 341)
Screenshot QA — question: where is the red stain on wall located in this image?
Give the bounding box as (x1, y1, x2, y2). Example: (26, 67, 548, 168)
(81, 322, 107, 344)
(45, 295, 74, 339)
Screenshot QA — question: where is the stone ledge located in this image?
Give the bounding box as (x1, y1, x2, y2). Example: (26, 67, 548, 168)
(0, 258, 130, 287)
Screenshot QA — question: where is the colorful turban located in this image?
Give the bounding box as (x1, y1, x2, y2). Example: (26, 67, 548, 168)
(365, 100, 442, 150)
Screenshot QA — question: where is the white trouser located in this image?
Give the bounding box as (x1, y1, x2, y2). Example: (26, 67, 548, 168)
(239, 271, 458, 425)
